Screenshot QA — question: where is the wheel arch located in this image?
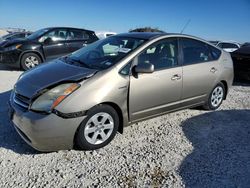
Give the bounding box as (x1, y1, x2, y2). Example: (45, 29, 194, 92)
(74, 101, 124, 142)
(100, 102, 124, 134)
(73, 101, 124, 149)
(19, 50, 45, 65)
(220, 80, 228, 100)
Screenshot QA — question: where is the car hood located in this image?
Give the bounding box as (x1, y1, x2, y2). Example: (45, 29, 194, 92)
(14, 59, 97, 99)
(0, 38, 26, 48)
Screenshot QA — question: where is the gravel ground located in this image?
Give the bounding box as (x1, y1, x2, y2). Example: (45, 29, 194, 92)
(0, 64, 249, 187)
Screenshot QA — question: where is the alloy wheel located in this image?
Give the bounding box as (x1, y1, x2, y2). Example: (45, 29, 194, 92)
(24, 56, 39, 69)
(211, 86, 224, 107)
(84, 112, 114, 145)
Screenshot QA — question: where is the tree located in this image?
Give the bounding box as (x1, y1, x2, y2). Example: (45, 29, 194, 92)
(129, 27, 165, 33)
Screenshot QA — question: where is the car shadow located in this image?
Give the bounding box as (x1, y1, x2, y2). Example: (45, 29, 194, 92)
(0, 64, 21, 71)
(233, 80, 250, 87)
(179, 110, 250, 187)
(0, 90, 38, 154)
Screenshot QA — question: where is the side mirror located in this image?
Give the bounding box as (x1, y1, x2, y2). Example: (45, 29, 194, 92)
(44, 37, 52, 44)
(134, 62, 154, 73)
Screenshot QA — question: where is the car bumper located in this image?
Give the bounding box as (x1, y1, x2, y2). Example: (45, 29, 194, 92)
(9, 93, 86, 152)
(0, 50, 21, 67)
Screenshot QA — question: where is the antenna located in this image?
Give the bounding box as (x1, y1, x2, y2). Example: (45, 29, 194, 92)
(181, 19, 191, 34)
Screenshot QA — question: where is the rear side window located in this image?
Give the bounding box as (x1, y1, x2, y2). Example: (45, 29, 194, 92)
(209, 45, 221, 60)
(181, 38, 212, 65)
(67, 29, 90, 40)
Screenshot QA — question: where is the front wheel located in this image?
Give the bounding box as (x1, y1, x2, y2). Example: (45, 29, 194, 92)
(203, 82, 225, 110)
(21, 53, 42, 70)
(75, 105, 119, 150)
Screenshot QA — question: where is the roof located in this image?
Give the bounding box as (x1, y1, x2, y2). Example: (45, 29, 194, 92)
(43, 27, 94, 32)
(95, 31, 117, 35)
(116, 32, 166, 40)
(115, 32, 207, 41)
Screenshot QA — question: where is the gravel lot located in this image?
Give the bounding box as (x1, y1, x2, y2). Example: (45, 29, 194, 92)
(0, 64, 249, 187)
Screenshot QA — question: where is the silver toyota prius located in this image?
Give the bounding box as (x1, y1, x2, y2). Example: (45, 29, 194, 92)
(9, 32, 234, 151)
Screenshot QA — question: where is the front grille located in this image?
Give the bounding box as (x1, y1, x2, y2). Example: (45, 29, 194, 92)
(14, 92, 31, 110)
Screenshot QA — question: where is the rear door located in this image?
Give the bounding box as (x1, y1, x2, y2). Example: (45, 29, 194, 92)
(180, 37, 220, 107)
(41, 28, 68, 60)
(66, 29, 96, 53)
(129, 38, 182, 121)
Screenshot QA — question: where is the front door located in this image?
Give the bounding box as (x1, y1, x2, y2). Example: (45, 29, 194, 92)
(41, 28, 69, 60)
(129, 38, 182, 121)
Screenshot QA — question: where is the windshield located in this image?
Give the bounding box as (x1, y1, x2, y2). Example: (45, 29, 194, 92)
(27, 28, 49, 40)
(66, 36, 146, 70)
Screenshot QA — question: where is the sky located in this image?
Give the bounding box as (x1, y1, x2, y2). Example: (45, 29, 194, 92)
(0, 0, 249, 42)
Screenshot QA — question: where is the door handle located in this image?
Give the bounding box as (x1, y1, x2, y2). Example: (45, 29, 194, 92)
(171, 74, 182, 81)
(210, 67, 217, 73)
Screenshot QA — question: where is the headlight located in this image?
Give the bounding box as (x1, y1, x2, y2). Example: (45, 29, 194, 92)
(4, 44, 22, 51)
(30, 83, 80, 113)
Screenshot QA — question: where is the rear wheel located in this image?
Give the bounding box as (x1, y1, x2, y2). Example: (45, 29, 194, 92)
(203, 82, 225, 110)
(21, 53, 42, 70)
(75, 105, 119, 150)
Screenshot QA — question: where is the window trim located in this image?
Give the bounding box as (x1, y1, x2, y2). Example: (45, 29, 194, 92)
(179, 37, 221, 66)
(119, 37, 181, 76)
(39, 28, 68, 43)
(119, 61, 133, 76)
(208, 45, 222, 61)
(132, 37, 181, 73)
(66, 28, 91, 41)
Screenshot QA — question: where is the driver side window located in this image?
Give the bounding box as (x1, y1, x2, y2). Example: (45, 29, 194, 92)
(137, 38, 178, 71)
(39, 29, 67, 42)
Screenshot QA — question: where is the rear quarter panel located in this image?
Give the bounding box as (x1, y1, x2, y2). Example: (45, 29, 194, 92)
(218, 51, 234, 89)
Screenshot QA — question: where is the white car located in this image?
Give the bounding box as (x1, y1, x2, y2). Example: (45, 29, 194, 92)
(217, 41, 240, 53)
(95, 31, 117, 39)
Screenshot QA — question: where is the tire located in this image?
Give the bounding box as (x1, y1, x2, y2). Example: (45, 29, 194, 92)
(21, 53, 42, 70)
(75, 105, 119, 150)
(203, 82, 225, 110)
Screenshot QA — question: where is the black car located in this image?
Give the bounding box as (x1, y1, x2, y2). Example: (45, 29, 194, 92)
(0, 27, 98, 70)
(241, 42, 250, 48)
(231, 45, 250, 80)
